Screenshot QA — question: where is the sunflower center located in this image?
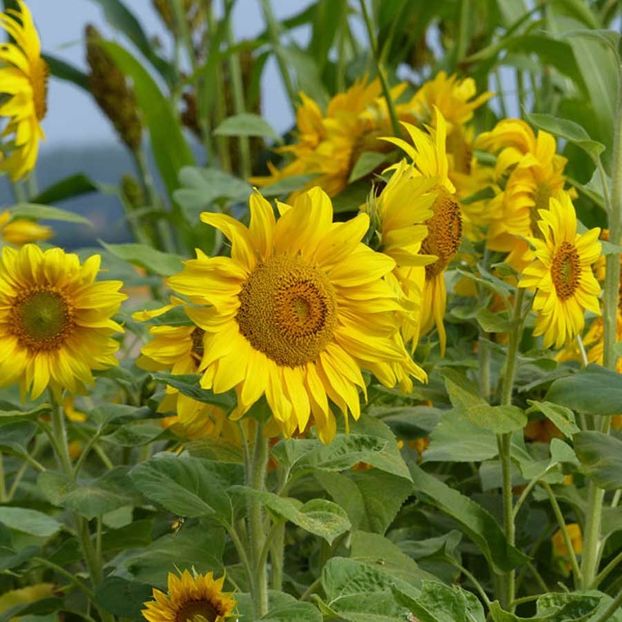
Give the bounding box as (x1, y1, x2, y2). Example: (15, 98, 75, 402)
(421, 194, 462, 279)
(190, 327, 205, 366)
(236, 254, 337, 367)
(11, 289, 74, 351)
(175, 599, 220, 622)
(551, 241, 580, 300)
(31, 57, 49, 121)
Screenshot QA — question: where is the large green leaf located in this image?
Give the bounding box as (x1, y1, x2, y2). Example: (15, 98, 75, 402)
(151, 373, 236, 410)
(545, 365, 622, 416)
(32, 174, 98, 204)
(214, 113, 279, 141)
(101, 242, 183, 276)
(574, 431, 622, 490)
(43, 54, 89, 90)
(95, 577, 152, 618)
(0, 507, 61, 538)
(11, 203, 91, 225)
(410, 464, 529, 573)
(101, 41, 194, 199)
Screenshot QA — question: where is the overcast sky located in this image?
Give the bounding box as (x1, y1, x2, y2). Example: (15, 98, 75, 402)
(28, 0, 312, 154)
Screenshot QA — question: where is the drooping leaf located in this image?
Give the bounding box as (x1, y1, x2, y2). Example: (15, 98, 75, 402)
(151, 373, 236, 410)
(11, 203, 91, 225)
(101, 242, 183, 276)
(527, 401, 579, 438)
(574, 431, 622, 490)
(214, 113, 280, 141)
(0, 508, 61, 539)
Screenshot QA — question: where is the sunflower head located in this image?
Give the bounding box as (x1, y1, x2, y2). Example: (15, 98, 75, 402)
(168, 186, 424, 442)
(142, 570, 235, 622)
(0, 0, 48, 180)
(0, 245, 126, 399)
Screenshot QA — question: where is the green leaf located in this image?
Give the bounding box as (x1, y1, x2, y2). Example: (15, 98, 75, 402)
(441, 369, 485, 409)
(476, 308, 511, 333)
(11, 203, 91, 225)
(0, 508, 61, 538)
(464, 405, 527, 434)
(174, 166, 251, 220)
(32, 174, 98, 205)
(214, 113, 279, 141)
(261, 600, 322, 622)
(104, 422, 165, 447)
(230, 487, 350, 544)
(101, 242, 183, 276)
(574, 431, 622, 490)
(260, 175, 317, 197)
(527, 401, 579, 439)
(130, 454, 232, 520)
(317, 469, 413, 534)
(151, 373, 236, 410)
(410, 463, 529, 573)
(545, 365, 622, 416)
(348, 152, 390, 183)
(95, 576, 152, 618)
(43, 54, 89, 90)
(0, 404, 49, 424)
(526, 112, 605, 162)
(101, 41, 194, 198)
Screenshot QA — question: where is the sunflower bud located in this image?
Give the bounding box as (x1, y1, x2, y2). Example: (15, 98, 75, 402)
(121, 174, 145, 209)
(85, 25, 142, 152)
(152, 0, 207, 37)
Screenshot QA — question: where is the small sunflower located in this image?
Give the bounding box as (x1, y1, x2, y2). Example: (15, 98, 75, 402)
(142, 570, 235, 622)
(168, 187, 423, 442)
(382, 110, 463, 354)
(0, 244, 126, 399)
(134, 299, 239, 442)
(519, 194, 601, 349)
(0, 210, 52, 244)
(0, 0, 48, 180)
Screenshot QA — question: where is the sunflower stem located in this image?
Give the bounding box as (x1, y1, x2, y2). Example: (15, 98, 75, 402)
(591, 589, 622, 622)
(582, 60, 622, 592)
(497, 287, 526, 611)
(358, 0, 401, 139)
(247, 422, 269, 617)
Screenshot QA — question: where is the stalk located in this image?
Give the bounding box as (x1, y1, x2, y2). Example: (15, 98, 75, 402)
(582, 60, 622, 590)
(497, 287, 525, 610)
(358, 0, 401, 138)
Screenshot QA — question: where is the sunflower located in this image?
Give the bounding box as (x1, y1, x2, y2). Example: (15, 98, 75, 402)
(0, 210, 52, 244)
(381, 110, 463, 354)
(0, 0, 48, 181)
(142, 570, 235, 622)
(0, 244, 126, 399)
(168, 187, 424, 442)
(134, 299, 240, 442)
(519, 194, 601, 349)
(476, 119, 570, 270)
(363, 160, 438, 346)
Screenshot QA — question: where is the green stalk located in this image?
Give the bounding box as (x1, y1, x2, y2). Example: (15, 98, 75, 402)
(591, 590, 622, 622)
(225, 10, 252, 179)
(359, 0, 401, 138)
(259, 0, 297, 113)
(594, 548, 622, 587)
(247, 424, 270, 617)
(582, 60, 622, 591)
(497, 287, 525, 610)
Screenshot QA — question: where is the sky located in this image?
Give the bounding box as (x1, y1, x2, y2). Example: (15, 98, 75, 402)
(28, 0, 312, 153)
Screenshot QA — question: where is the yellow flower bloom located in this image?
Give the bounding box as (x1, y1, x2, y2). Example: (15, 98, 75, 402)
(363, 160, 437, 346)
(0, 210, 52, 244)
(142, 570, 235, 622)
(168, 187, 424, 442)
(382, 111, 463, 354)
(0, 0, 48, 180)
(135, 299, 240, 442)
(519, 194, 601, 349)
(0, 244, 126, 399)
(476, 119, 570, 270)
(552, 523, 582, 575)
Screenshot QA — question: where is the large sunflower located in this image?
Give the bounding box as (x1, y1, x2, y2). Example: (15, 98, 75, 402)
(142, 570, 235, 622)
(0, 0, 48, 180)
(0, 244, 126, 398)
(135, 299, 240, 442)
(519, 194, 601, 349)
(382, 110, 463, 354)
(168, 187, 423, 442)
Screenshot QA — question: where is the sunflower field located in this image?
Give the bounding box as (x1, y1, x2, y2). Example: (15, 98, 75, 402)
(2, 0, 622, 620)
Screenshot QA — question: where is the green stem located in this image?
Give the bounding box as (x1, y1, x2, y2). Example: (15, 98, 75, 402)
(581, 484, 606, 588)
(10, 179, 27, 204)
(591, 590, 622, 622)
(32, 557, 96, 600)
(497, 287, 526, 610)
(451, 560, 491, 607)
(248, 424, 269, 617)
(0, 453, 5, 503)
(270, 521, 285, 591)
(594, 549, 622, 588)
(259, 0, 297, 113)
(358, 0, 401, 138)
(50, 392, 73, 477)
(542, 482, 582, 586)
(300, 577, 322, 602)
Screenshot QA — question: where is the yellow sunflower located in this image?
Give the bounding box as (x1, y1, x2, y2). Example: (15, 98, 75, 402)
(0, 209, 52, 244)
(142, 570, 235, 622)
(476, 119, 570, 270)
(0, 0, 48, 181)
(519, 194, 601, 349)
(134, 299, 240, 442)
(363, 160, 438, 346)
(168, 187, 423, 442)
(381, 110, 463, 354)
(0, 244, 126, 399)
